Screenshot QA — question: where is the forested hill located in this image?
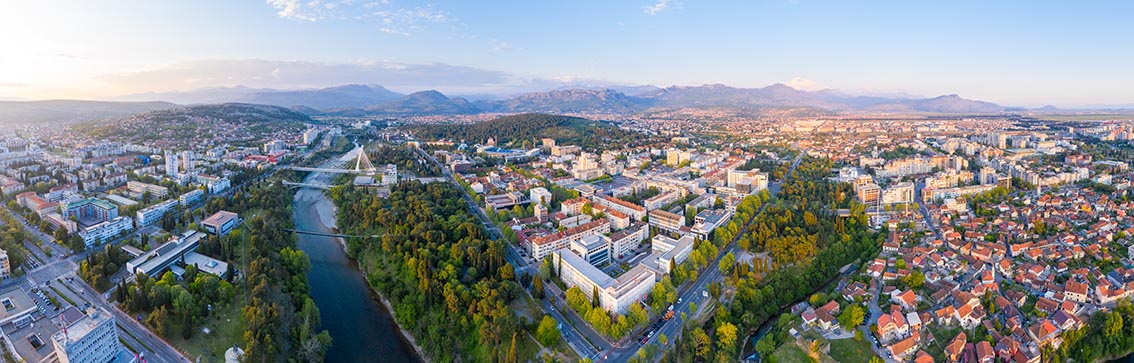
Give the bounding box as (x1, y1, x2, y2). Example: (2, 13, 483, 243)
(408, 113, 653, 150)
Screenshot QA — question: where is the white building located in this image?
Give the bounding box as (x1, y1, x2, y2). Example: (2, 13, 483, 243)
(881, 182, 915, 205)
(179, 189, 204, 207)
(78, 216, 134, 248)
(136, 199, 177, 227)
(52, 308, 123, 363)
(303, 128, 321, 145)
(569, 235, 611, 267)
(527, 220, 610, 260)
(164, 150, 179, 176)
(651, 234, 695, 274)
(553, 249, 657, 314)
(382, 164, 398, 185)
(529, 187, 553, 206)
(264, 140, 287, 153)
(609, 223, 648, 260)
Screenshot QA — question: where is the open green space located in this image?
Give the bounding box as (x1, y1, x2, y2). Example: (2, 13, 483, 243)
(166, 301, 245, 362)
(828, 338, 877, 363)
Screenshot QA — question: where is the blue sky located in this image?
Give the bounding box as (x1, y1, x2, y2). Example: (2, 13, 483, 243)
(0, 0, 1131, 107)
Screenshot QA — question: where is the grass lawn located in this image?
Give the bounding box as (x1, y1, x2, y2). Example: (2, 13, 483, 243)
(772, 343, 815, 363)
(829, 338, 878, 363)
(167, 302, 245, 362)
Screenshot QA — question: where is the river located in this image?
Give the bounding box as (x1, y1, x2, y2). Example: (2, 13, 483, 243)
(292, 169, 422, 363)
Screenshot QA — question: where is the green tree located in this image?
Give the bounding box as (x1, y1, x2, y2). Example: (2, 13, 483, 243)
(536, 315, 561, 346)
(1105, 311, 1124, 338)
(754, 334, 776, 358)
(719, 252, 735, 275)
(839, 305, 866, 328)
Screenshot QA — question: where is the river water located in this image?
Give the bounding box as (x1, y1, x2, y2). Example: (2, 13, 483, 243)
(293, 169, 422, 363)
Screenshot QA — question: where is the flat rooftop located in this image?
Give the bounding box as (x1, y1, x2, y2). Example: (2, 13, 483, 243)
(0, 289, 35, 325)
(103, 194, 138, 206)
(558, 249, 614, 288)
(183, 252, 228, 277)
(202, 210, 238, 226)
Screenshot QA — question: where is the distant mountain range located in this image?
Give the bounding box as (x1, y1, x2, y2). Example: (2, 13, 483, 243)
(0, 83, 1016, 125)
(117, 83, 1005, 116)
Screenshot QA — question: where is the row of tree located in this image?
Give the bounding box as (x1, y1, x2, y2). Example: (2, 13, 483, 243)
(331, 181, 532, 363)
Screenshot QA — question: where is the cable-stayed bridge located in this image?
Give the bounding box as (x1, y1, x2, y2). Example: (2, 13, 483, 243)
(284, 145, 378, 175)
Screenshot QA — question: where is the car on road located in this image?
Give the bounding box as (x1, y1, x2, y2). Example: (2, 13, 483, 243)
(702, 290, 709, 298)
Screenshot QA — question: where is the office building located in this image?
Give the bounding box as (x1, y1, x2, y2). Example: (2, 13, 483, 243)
(126, 231, 204, 277)
(136, 199, 176, 227)
(179, 189, 204, 207)
(485, 192, 529, 211)
(569, 235, 611, 267)
(202, 211, 240, 236)
(78, 216, 134, 248)
(691, 208, 732, 240)
(52, 308, 123, 363)
(553, 249, 656, 314)
(650, 234, 695, 274)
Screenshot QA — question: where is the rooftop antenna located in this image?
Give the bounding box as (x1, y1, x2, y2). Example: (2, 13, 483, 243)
(61, 313, 68, 342)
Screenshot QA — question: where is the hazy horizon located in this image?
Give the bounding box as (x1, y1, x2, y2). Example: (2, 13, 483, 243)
(1, 1, 1133, 108)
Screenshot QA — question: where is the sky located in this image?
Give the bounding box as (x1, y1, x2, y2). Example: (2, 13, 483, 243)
(0, 0, 1132, 107)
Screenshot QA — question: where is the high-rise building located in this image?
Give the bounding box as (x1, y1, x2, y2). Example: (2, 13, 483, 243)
(165, 150, 179, 176)
(180, 150, 195, 172)
(52, 308, 122, 363)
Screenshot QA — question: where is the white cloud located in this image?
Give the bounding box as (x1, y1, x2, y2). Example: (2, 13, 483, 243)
(643, 0, 680, 15)
(491, 40, 513, 53)
(785, 77, 824, 91)
(265, 1, 454, 36)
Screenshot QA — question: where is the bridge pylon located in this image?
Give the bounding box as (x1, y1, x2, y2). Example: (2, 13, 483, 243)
(354, 146, 377, 175)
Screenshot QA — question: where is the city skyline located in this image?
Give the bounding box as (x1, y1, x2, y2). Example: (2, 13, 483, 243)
(1, 1, 1133, 107)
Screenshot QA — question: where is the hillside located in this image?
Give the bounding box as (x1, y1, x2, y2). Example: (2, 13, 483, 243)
(0, 100, 177, 125)
(483, 88, 653, 114)
(409, 113, 652, 150)
(244, 84, 402, 109)
(77, 103, 311, 146)
(361, 90, 480, 115)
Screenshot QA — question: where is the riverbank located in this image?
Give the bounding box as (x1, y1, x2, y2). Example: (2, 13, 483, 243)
(300, 170, 430, 363)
